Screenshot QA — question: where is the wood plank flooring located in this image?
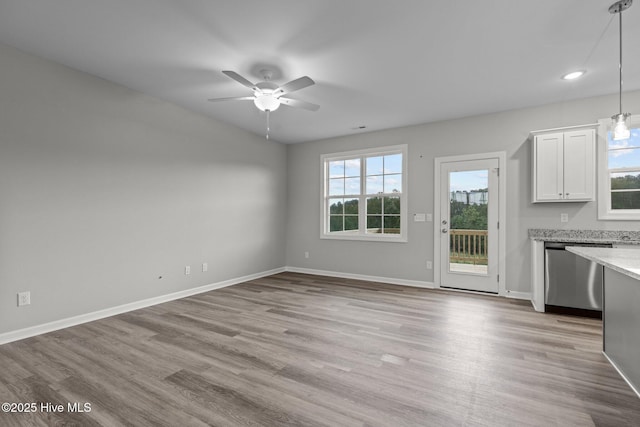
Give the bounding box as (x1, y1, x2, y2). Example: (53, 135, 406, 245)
(1, 272, 639, 426)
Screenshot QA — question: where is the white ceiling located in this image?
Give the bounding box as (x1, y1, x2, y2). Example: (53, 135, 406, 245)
(0, 0, 638, 143)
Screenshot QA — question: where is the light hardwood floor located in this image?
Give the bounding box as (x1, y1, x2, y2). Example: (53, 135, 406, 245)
(1, 272, 638, 426)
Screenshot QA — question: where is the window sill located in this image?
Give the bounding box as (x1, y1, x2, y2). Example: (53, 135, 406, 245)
(320, 233, 408, 243)
(598, 211, 640, 221)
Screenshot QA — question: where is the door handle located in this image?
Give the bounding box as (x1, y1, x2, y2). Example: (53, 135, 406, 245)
(442, 228, 448, 233)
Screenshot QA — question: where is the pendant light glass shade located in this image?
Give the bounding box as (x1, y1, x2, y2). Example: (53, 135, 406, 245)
(612, 113, 631, 140)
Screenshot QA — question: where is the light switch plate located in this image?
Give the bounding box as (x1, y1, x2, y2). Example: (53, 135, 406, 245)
(414, 213, 426, 222)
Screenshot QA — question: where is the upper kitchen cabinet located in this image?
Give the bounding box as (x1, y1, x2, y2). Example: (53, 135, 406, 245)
(531, 126, 596, 203)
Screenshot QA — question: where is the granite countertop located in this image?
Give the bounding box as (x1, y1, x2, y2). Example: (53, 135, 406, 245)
(566, 247, 640, 281)
(528, 229, 640, 245)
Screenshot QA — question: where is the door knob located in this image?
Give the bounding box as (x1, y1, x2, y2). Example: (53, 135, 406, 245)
(442, 228, 448, 233)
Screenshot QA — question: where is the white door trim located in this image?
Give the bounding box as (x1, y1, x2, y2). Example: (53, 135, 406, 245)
(434, 151, 507, 296)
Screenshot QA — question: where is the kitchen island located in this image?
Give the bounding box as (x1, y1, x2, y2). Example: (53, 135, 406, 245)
(566, 246, 640, 398)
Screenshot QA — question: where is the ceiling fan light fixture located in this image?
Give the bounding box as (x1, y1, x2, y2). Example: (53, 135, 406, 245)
(254, 93, 280, 112)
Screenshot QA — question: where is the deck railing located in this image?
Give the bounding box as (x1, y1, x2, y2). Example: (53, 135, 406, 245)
(449, 229, 488, 265)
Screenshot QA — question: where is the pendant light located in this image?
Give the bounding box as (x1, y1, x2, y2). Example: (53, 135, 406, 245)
(609, 0, 633, 140)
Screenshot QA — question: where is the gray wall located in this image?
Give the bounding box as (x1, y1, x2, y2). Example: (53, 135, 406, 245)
(0, 42, 287, 335)
(285, 90, 640, 293)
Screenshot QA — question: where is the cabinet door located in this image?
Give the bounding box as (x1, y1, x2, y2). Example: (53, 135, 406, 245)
(563, 129, 595, 201)
(534, 133, 564, 201)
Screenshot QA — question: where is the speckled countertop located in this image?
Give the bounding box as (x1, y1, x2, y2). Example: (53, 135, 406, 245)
(528, 229, 640, 244)
(566, 247, 640, 281)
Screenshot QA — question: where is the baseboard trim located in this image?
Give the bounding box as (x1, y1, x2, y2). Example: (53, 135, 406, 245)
(0, 267, 285, 345)
(285, 266, 435, 289)
(504, 290, 532, 301)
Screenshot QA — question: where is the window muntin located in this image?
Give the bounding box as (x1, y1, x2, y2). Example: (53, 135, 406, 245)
(598, 116, 640, 219)
(322, 146, 407, 241)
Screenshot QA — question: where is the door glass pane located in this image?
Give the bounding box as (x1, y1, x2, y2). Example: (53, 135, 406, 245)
(448, 170, 489, 275)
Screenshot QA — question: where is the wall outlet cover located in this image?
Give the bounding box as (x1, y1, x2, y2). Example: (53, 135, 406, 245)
(17, 291, 31, 306)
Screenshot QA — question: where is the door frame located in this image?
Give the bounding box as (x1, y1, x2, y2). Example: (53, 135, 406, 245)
(433, 151, 507, 296)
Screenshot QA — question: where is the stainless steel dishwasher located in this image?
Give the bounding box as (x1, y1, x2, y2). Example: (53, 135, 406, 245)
(544, 241, 612, 318)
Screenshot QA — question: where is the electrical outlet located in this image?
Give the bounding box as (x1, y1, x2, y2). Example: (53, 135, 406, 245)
(304, 251, 309, 259)
(426, 261, 433, 270)
(17, 291, 31, 306)
(202, 263, 208, 272)
(560, 213, 569, 223)
(185, 265, 191, 275)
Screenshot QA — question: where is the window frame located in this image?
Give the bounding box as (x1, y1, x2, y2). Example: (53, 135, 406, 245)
(320, 144, 408, 242)
(597, 114, 640, 220)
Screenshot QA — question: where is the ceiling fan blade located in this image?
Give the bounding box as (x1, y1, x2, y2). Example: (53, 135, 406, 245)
(274, 76, 315, 95)
(279, 97, 320, 112)
(207, 96, 255, 102)
(222, 70, 258, 91)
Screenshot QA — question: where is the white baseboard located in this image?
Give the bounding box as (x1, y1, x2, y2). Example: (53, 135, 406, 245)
(504, 290, 532, 301)
(0, 267, 285, 345)
(286, 267, 531, 301)
(285, 266, 435, 289)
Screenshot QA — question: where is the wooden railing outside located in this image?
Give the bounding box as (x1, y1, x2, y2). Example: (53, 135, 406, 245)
(449, 229, 488, 265)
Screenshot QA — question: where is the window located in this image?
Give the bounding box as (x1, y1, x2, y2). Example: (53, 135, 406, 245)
(321, 145, 407, 241)
(598, 115, 640, 220)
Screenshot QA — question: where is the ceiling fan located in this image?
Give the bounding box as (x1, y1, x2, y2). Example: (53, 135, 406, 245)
(208, 69, 320, 139)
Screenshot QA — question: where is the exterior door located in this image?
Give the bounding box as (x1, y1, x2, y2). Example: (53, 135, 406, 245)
(439, 158, 499, 293)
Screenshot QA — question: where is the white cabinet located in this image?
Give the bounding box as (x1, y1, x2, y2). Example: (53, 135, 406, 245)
(532, 127, 595, 203)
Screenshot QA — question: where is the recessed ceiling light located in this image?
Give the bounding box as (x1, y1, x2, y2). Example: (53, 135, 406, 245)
(562, 70, 585, 80)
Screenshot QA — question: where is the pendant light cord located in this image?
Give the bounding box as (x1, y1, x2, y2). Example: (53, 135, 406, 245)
(618, 8, 623, 114)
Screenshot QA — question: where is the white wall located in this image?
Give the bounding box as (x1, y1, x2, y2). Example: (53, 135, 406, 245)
(0, 42, 287, 335)
(285, 90, 640, 293)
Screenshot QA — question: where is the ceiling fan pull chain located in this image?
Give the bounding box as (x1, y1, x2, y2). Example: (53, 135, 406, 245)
(266, 110, 270, 140)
